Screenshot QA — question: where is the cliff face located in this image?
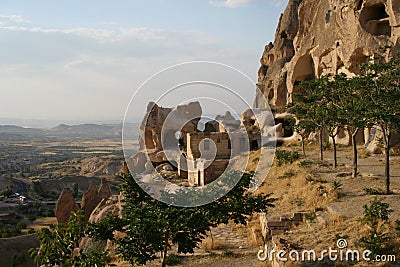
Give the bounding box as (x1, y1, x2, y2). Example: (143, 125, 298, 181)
(257, 0, 400, 108)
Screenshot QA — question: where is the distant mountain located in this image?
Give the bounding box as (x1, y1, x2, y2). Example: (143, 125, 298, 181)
(0, 123, 139, 141)
(50, 123, 122, 139)
(0, 125, 44, 135)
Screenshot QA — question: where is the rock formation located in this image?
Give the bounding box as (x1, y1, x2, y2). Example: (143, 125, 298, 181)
(257, 0, 400, 109)
(55, 188, 79, 224)
(81, 179, 112, 220)
(88, 194, 123, 224)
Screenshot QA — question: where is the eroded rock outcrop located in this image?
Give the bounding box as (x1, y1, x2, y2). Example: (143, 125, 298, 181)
(257, 0, 400, 109)
(81, 179, 112, 220)
(55, 188, 79, 224)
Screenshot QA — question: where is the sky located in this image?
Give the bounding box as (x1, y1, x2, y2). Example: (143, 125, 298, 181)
(0, 0, 287, 127)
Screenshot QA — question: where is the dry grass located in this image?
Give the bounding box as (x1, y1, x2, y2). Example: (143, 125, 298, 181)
(200, 236, 225, 251)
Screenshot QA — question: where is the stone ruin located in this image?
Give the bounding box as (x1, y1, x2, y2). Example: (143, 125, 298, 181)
(257, 0, 400, 151)
(55, 179, 111, 223)
(127, 101, 271, 186)
(258, 212, 310, 242)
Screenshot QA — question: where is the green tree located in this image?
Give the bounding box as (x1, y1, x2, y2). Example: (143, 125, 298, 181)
(329, 73, 371, 177)
(294, 119, 314, 157)
(92, 172, 275, 267)
(292, 76, 330, 161)
(361, 53, 400, 194)
(30, 210, 108, 267)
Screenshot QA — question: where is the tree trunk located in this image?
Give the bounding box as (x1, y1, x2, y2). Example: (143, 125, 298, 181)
(351, 128, 359, 178)
(319, 128, 323, 160)
(332, 136, 337, 168)
(301, 136, 306, 157)
(161, 237, 169, 267)
(385, 131, 391, 195)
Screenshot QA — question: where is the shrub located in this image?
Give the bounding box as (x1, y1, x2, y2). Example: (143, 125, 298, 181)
(279, 170, 295, 179)
(165, 254, 182, 266)
(358, 230, 392, 258)
(298, 160, 312, 167)
(294, 197, 305, 207)
(361, 198, 392, 226)
(28, 214, 37, 222)
(305, 213, 317, 223)
(275, 149, 300, 166)
(363, 187, 386, 195)
(358, 198, 394, 257)
(332, 181, 343, 191)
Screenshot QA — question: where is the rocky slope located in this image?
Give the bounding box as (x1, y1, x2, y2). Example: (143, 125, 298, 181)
(257, 0, 400, 108)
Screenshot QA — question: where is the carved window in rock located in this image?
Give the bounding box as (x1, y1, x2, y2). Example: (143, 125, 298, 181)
(359, 3, 391, 36)
(326, 10, 333, 23)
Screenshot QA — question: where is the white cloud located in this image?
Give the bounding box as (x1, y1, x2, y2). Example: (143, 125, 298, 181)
(0, 15, 260, 122)
(0, 24, 178, 43)
(0, 14, 29, 25)
(210, 0, 252, 8)
(210, 0, 286, 8)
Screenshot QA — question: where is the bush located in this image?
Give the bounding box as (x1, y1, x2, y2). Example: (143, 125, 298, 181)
(332, 181, 343, 191)
(361, 198, 393, 226)
(358, 230, 393, 258)
(275, 149, 300, 166)
(28, 214, 37, 222)
(363, 187, 386, 195)
(165, 254, 182, 266)
(358, 198, 394, 257)
(298, 160, 312, 167)
(279, 170, 295, 179)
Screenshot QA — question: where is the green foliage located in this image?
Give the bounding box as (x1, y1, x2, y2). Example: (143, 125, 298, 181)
(165, 254, 182, 266)
(293, 197, 305, 207)
(91, 172, 275, 267)
(73, 183, 79, 198)
(223, 250, 235, 257)
(358, 230, 393, 258)
(0, 189, 13, 197)
(279, 170, 295, 179)
(396, 220, 400, 236)
(363, 187, 386, 195)
(281, 117, 296, 137)
(361, 198, 393, 227)
(298, 160, 312, 167)
(322, 141, 331, 151)
(332, 181, 343, 191)
(30, 210, 109, 267)
(275, 149, 300, 166)
(334, 234, 349, 241)
(305, 213, 317, 223)
(358, 198, 394, 258)
(27, 214, 37, 222)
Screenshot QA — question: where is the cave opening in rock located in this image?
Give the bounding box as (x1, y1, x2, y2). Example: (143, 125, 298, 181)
(292, 54, 315, 95)
(359, 3, 391, 36)
(349, 49, 369, 75)
(275, 117, 296, 138)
